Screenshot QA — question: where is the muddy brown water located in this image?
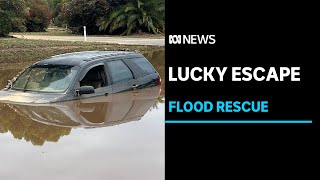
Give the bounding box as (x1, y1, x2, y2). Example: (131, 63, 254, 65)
(0, 50, 164, 180)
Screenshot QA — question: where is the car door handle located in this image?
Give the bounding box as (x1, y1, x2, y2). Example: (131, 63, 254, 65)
(132, 84, 139, 88)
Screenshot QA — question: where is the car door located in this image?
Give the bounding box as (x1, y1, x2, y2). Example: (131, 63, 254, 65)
(77, 63, 112, 98)
(105, 60, 139, 93)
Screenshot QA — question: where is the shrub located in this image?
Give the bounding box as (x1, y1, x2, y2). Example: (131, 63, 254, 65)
(109, 0, 129, 7)
(0, 0, 28, 32)
(25, 0, 51, 32)
(97, 0, 164, 35)
(47, 0, 66, 26)
(0, 10, 12, 37)
(59, 0, 110, 34)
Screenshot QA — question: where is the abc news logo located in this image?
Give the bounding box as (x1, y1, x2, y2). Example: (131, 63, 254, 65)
(169, 35, 216, 45)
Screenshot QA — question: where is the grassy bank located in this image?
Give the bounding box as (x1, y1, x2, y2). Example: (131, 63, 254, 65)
(0, 38, 163, 68)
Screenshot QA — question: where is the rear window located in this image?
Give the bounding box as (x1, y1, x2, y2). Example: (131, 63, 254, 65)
(132, 58, 156, 75)
(107, 60, 133, 83)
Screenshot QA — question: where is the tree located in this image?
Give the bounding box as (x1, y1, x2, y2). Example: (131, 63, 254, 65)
(109, 0, 129, 7)
(46, 0, 66, 26)
(25, 0, 51, 32)
(0, 0, 28, 32)
(59, 0, 110, 34)
(0, 10, 11, 37)
(97, 0, 164, 35)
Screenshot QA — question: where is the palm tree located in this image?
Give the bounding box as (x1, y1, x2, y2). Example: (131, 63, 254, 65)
(97, 0, 164, 35)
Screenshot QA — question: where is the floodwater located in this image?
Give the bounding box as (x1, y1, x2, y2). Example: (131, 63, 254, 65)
(0, 50, 165, 180)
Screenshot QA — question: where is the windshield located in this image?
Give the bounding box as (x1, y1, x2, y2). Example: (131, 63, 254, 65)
(12, 65, 79, 93)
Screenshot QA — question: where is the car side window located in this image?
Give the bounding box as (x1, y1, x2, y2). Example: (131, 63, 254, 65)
(106, 60, 133, 84)
(132, 58, 156, 74)
(80, 65, 107, 89)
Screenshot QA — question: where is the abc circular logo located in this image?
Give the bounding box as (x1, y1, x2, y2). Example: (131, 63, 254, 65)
(169, 35, 182, 44)
(169, 35, 216, 45)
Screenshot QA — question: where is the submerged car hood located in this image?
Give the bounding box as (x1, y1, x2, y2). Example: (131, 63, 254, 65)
(0, 89, 67, 104)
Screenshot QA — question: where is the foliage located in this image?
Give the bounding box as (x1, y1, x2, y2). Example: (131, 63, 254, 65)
(0, 0, 51, 33)
(109, 0, 129, 7)
(0, 0, 28, 32)
(46, 0, 67, 26)
(59, 0, 110, 34)
(47, 0, 61, 17)
(0, 10, 11, 37)
(1, 0, 165, 35)
(25, 0, 52, 32)
(97, 0, 164, 35)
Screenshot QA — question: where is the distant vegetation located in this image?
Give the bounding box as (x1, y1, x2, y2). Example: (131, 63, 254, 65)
(0, 0, 51, 36)
(97, 0, 164, 35)
(0, 0, 164, 37)
(26, 0, 51, 32)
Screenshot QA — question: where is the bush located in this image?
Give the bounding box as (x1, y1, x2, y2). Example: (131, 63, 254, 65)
(109, 0, 129, 6)
(25, 0, 51, 32)
(59, 0, 110, 34)
(97, 0, 164, 35)
(0, 11, 12, 37)
(0, 0, 28, 32)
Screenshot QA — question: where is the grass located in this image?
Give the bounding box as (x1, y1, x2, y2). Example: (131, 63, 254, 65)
(10, 28, 73, 36)
(11, 28, 165, 39)
(0, 38, 163, 67)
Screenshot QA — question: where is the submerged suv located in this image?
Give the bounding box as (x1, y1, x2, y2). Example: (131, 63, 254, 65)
(0, 51, 161, 104)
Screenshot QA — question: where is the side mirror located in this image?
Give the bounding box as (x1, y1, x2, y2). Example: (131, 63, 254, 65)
(76, 86, 95, 96)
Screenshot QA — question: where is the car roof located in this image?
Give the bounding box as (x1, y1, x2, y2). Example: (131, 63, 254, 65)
(33, 51, 143, 66)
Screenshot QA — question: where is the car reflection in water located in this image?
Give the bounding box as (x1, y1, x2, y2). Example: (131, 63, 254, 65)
(0, 86, 160, 145)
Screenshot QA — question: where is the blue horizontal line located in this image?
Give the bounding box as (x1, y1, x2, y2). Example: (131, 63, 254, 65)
(165, 120, 312, 124)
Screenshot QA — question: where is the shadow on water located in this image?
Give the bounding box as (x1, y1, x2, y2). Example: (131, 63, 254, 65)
(0, 49, 165, 146)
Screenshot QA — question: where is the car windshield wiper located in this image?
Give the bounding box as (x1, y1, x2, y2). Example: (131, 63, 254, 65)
(23, 69, 34, 92)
